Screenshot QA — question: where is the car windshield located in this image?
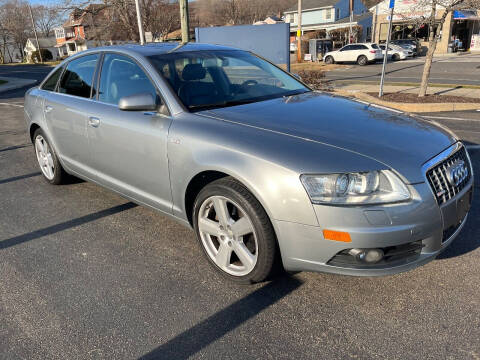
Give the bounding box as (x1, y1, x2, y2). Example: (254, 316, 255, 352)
(148, 50, 310, 112)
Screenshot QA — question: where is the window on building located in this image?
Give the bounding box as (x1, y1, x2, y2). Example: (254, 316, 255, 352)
(326, 8, 332, 20)
(336, 8, 340, 20)
(54, 28, 65, 39)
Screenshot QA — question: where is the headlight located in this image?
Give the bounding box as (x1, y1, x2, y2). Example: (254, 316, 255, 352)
(300, 170, 410, 205)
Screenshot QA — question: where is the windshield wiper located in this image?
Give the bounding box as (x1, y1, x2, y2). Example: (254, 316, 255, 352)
(188, 90, 311, 112)
(189, 98, 261, 111)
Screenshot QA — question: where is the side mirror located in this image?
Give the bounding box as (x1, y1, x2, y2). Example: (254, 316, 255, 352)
(118, 92, 157, 111)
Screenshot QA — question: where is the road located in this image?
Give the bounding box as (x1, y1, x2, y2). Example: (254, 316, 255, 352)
(1, 75, 480, 359)
(326, 54, 480, 86)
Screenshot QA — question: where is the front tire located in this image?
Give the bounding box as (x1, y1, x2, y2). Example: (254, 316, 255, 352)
(324, 56, 334, 64)
(357, 55, 368, 66)
(392, 54, 400, 61)
(193, 177, 277, 284)
(33, 128, 67, 185)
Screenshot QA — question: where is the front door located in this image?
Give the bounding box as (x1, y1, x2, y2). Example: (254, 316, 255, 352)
(44, 54, 99, 174)
(86, 53, 173, 213)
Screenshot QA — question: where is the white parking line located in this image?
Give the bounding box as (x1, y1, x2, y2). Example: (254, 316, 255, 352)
(422, 115, 480, 121)
(0, 102, 23, 108)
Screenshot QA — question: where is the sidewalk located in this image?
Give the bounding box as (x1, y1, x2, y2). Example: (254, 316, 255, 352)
(0, 76, 37, 93)
(335, 83, 480, 99)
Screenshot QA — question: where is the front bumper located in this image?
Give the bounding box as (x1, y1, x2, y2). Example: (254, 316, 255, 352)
(274, 180, 473, 276)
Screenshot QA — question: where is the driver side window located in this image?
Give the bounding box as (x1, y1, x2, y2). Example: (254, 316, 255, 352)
(98, 53, 157, 106)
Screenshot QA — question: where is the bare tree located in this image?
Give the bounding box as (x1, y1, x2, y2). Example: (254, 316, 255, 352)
(195, 0, 296, 26)
(0, 0, 31, 61)
(32, 5, 61, 38)
(417, 0, 479, 96)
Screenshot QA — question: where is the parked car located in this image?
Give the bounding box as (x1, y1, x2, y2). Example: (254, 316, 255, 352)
(390, 39, 421, 56)
(323, 43, 382, 65)
(25, 43, 473, 283)
(379, 44, 411, 60)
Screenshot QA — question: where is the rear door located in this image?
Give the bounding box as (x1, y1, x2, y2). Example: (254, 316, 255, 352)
(85, 52, 173, 213)
(44, 53, 99, 174)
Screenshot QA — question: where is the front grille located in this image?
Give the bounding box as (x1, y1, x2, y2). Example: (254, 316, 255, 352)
(426, 146, 472, 205)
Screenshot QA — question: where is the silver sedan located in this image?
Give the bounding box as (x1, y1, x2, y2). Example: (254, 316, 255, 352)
(24, 43, 474, 283)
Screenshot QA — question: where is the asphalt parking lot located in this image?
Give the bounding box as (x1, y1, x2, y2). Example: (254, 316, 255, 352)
(1, 85, 479, 359)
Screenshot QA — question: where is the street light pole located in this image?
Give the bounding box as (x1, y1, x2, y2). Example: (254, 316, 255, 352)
(297, 0, 302, 63)
(379, 2, 395, 97)
(28, 5, 43, 63)
(134, 0, 145, 45)
(179, 0, 190, 43)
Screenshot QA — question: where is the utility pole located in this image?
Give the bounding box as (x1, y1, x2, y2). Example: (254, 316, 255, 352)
(179, 0, 190, 43)
(28, 5, 42, 63)
(349, 0, 353, 43)
(379, 0, 395, 97)
(297, 0, 302, 63)
(134, 0, 145, 45)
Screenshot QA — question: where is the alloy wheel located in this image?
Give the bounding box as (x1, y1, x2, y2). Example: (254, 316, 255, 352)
(35, 135, 55, 180)
(197, 195, 258, 277)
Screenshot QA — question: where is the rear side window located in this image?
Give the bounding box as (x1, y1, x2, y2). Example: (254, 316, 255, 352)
(98, 53, 157, 105)
(357, 45, 368, 50)
(42, 66, 64, 91)
(59, 54, 99, 98)
(341, 45, 353, 51)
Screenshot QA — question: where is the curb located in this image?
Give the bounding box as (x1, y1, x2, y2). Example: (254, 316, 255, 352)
(334, 90, 480, 113)
(0, 77, 37, 93)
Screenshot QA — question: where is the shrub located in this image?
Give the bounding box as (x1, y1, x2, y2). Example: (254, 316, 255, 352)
(297, 70, 331, 91)
(31, 49, 53, 63)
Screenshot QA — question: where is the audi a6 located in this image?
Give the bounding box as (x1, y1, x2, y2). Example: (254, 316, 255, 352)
(24, 43, 474, 283)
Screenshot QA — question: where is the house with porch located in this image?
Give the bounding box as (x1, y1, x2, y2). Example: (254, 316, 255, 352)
(284, 0, 373, 44)
(24, 37, 58, 62)
(54, 4, 132, 58)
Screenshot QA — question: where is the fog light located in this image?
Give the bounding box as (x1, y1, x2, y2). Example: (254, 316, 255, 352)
(348, 248, 384, 263)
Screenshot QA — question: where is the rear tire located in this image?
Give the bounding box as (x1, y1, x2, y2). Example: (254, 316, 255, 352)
(357, 55, 368, 66)
(193, 177, 277, 284)
(33, 128, 67, 185)
(324, 56, 334, 64)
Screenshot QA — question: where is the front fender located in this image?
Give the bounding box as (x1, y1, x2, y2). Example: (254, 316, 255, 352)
(168, 114, 319, 226)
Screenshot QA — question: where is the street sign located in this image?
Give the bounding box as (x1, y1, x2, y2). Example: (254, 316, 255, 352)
(389, 0, 395, 8)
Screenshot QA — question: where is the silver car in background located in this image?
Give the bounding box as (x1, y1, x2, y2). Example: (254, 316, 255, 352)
(24, 43, 474, 283)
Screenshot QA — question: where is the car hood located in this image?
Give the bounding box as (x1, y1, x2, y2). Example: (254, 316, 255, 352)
(204, 92, 457, 183)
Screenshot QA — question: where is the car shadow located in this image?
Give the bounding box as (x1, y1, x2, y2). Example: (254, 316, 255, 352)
(137, 276, 303, 360)
(0, 171, 41, 185)
(0, 202, 138, 249)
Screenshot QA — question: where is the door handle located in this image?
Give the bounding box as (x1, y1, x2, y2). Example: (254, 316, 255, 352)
(88, 116, 100, 128)
(45, 105, 53, 113)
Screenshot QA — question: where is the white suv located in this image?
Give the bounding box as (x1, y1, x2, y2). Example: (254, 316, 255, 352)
(323, 43, 383, 65)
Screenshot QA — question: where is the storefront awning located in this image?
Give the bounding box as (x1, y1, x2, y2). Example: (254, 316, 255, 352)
(453, 10, 480, 20)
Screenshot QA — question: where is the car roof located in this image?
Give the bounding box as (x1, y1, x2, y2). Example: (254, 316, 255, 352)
(82, 42, 240, 57)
